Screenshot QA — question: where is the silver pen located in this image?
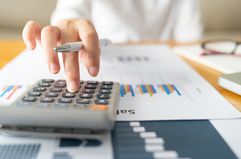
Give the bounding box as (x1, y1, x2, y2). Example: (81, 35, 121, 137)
(53, 39, 112, 52)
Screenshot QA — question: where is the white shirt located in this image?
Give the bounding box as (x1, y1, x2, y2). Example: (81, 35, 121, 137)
(51, 0, 203, 42)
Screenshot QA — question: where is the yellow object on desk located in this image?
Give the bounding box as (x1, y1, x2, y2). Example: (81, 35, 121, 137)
(0, 40, 25, 68)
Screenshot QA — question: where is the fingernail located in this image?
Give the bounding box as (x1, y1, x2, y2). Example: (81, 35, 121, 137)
(49, 63, 58, 73)
(68, 81, 79, 92)
(88, 66, 98, 76)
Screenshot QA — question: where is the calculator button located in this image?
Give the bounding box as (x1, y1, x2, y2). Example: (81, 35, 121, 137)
(82, 89, 95, 94)
(62, 92, 75, 98)
(45, 92, 58, 97)
(102, 81, 113, 85)
(84, 84, 97, 89)
(97, 94, 110, 99)
(76, 99, 90, 104)
(54, 80, 66, 88)
(99, 89, 111, 94)
(79, 93, 92, 98)
(33, 87, 46, 92)
(22, 96, 37, 102)
(42, 79, 54, 83)
(100, 85, 112, 90)
(49, 87, 62, 92)
(95, 99, 109, 105)
(40, 97, 54, 103)
(90, 105, 108, 110)
(38, 83, 51, 87)
(58, 98, 72, 103)
(28, 91, 41, 97)
(87, 81, 98, 85)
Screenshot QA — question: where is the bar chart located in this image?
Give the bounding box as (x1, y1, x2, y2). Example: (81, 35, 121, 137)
(0, 85, 22, 100)
(120, 84, 181, 97)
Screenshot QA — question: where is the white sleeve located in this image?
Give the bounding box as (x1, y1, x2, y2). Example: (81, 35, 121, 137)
(173, 0, 203, 42)
(51, 0, 91, 25)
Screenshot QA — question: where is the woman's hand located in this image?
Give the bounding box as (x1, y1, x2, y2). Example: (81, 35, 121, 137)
(22, 19, 100, 92)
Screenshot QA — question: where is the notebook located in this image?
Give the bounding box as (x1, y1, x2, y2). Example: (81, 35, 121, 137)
(174, 44, 241, 74)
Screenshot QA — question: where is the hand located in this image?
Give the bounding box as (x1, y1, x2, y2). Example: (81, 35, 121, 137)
(22, 19, 100, 92)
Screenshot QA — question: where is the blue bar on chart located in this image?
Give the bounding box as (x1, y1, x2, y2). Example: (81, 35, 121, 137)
(120, 84, 135, 97)
(159, 84, 181, 96)
(120, 84, 181, 97)
(120, 84, 157, 97)
(0, 85, 22, 100)
(137, 84, 156, 97)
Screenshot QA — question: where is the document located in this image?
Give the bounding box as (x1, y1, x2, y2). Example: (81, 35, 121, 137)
(0, 132, 113, 159)
(0, 45, 240, 121)
(83, 45, 241, 120)
(0, 45, 241, 159)
(211, 119, 241, 158)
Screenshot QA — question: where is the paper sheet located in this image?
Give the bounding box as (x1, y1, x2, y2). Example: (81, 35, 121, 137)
(0, 45, 241, 158)
(0, 132, 113, 159)
(0, 45, 240, 121)
(211, 119, 241, 159)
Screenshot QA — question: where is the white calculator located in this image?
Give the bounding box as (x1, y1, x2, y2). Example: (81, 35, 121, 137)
(0, 79, 120, 132)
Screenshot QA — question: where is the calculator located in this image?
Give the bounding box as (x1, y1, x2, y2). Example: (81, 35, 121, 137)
(0, 79, 120, 131)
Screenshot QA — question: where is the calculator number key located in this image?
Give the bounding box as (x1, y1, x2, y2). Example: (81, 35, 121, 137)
(62, 92, 75, 98)
(102, 81, 113, 85)
(33, 87, 46, 92)
(84, 84, 97, 89)
(99, 89, 111, 94)
(82, 89, 95, 94)
(54, 80, 66, 88)
(76, 99, 90, 104)
(49, 87, 62, 92)
(87, 81, 98, 85)
(38, 82, 51, 87)
(45, 92, 58, 97)
(40, 97, 54, 103)
(42, 79, 54, 83)
(22, 96, 37, 102)
(28, 91, 41, 97)
(100, 85, 112, 90)
(95, 99, 109, 105)
(58, 98, 72, 103)
(79, 93, 92, 98)
(97, 94, 110, 99)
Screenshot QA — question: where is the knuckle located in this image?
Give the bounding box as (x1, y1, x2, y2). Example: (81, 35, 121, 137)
(59, 19, 74, 29)
(84, 31, 98, 41)
(80, 19, 92, 26)
(42, 25, 56, 34)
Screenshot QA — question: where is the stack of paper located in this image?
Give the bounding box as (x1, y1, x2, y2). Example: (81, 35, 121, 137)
(0, 45, 241, 159)
(174, 44, 241, 74)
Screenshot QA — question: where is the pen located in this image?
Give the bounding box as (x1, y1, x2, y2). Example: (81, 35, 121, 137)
(53, 38, 112, 52)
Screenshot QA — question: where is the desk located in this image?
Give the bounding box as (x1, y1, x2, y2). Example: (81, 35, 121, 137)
(0, 40, 241, 111)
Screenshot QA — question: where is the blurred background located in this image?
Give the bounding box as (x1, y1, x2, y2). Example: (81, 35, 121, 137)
(0, 0, 241, 40)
